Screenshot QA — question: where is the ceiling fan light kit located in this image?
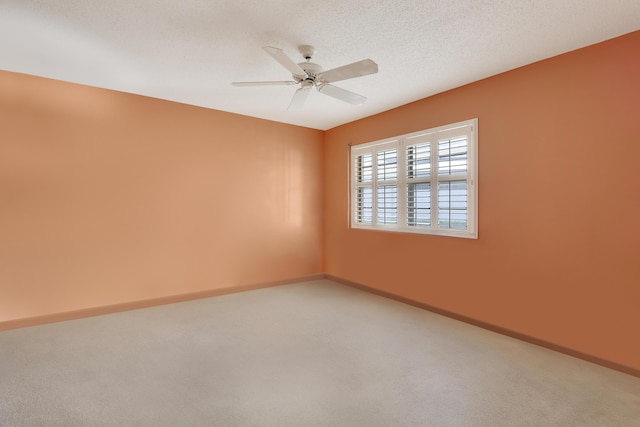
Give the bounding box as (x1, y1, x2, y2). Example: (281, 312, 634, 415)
(231, 45, 378, 109)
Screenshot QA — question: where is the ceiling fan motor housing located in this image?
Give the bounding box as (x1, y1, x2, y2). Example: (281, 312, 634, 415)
(297, 62, 323, 81)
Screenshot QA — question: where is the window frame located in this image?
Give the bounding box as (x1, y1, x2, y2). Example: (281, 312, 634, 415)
(350, 118, 478, 239)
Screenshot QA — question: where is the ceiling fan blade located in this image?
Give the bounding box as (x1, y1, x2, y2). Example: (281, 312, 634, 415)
(288, 84, 312, 110)
(231, 81, 298, 86)
(318, 84, 367, 105)
(318, 59, 378, 83)
(262, 46, 307, 79)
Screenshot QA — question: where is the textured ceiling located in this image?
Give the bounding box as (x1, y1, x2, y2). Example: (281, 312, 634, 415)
(2, 1, 640, 130)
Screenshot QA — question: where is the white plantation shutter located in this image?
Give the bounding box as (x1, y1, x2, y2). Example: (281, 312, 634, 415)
(354, 153, 373, 224)
(438, 180, 468, 230)
(356, 187, 373, 224)
(406, 134, 433, 228)
(351, 119, 477, 239)
(436, 131, 470, 231)
(376, 147, 398, 225)
(377, 185, 398, 224)
(407, 182, 431, 227)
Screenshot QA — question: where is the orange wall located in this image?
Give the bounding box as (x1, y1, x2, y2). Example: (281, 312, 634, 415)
(2, 31, 639, 371)
(0, 71, 324, 323)
(324, 31, 640, 370)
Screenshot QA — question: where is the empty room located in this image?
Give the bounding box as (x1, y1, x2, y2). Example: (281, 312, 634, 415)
(1, 1, 639, 425)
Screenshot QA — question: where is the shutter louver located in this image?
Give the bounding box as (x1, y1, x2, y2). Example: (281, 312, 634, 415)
(357, 187, 373, 224)
(357, 153, 373, 183)
(438, 136, 467, 176)
(354, 153, 374, 224)
(407, 143, 431, 178)
(407, 183, 431, 227)
(406, 142, 432, 228)
(438, 180, 468, 230)
(377, 149, 398, 181)
(376, 148, 398, 225)
(377, 185, 398, 224)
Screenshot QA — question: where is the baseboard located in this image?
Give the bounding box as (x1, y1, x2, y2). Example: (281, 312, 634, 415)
(325, 274, 640, 379)
(3, 272, 637, 378)
(0, 273, 325, 332)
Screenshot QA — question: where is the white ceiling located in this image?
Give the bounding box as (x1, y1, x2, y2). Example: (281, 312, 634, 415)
(2, 1, 639, 130)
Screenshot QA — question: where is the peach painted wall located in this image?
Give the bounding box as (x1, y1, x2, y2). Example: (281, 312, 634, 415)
(0, 71, 323, 323)
(324, 31, 640, 370)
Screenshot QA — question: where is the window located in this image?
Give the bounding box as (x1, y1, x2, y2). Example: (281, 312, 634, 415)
(351, 119, 477, 239)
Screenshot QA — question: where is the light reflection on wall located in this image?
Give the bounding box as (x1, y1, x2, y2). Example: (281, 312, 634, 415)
(284, 144, 303, 228)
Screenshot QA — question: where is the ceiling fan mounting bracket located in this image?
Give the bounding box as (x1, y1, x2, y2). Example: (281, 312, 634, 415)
(298, 45, 315, 61)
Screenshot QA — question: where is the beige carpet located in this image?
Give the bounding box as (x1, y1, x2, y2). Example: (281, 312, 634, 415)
(1, 279, 639, 426)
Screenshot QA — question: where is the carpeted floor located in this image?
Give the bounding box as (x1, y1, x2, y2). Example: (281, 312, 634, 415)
(1, 279, 639, 426)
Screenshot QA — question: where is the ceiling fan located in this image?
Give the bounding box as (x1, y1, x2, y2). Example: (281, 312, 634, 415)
(231, 45, 378, 109)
